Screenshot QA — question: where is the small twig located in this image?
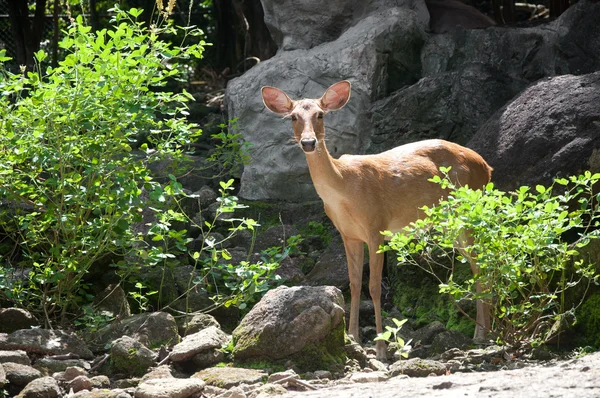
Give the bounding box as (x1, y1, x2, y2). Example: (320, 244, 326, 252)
(157, 353, 171, 366)
(90, 354, 109, 373)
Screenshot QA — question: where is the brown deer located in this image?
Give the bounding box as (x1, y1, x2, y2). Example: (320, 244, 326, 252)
(261, 80, 492, 360)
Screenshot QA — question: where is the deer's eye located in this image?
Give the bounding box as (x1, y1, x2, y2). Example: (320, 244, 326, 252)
(291, 115, 297, 122)
(317, 112, 324, 119)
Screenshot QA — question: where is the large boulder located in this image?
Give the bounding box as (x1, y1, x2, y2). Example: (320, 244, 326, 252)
(227, 4, 429, 201)
(232, 285, 346, 371)
(469, 71, 600, 190)
(0, 329, 93, 359)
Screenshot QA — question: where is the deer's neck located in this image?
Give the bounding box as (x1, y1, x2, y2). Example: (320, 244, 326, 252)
(305, 142, 345, 201)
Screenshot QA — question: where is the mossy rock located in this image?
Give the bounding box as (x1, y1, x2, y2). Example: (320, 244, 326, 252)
(575, 291, 600, 348)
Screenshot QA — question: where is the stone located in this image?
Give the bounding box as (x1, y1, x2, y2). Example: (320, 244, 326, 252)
(0, 350, 30, 365)
(469, 71, 600, 191)
(232, 286, 346, 371)
(192, 349, 225, 369)
(194, 185, 218, 208)
(431, 330, 472, 354)
(388, 358, 447, 377)
(2, 362, 43, 387)
(250, 383, 288, 398)
(267, 369, 298, 384)
(0, 329, 93, 359)
(305, 235, 349, 290)
(349, 371, 389, 383)
(35, 358, 91, 374)
(0, 309, 38, 333)
(140, 365, 174, 382)
(178, 313, 221, 337)
(109, 336, 157, 377)
(170, 326, 230, 363)
(93, 284, 131, 319)
(86, 312, 179, 352)
(411, 321, 446, 345)
(135, 378, 206, 398)
(68, 375, 93, 393)
(64, 366, 88, 381)
(90, 375, 111, 389)
(14, 376, 60, 398)
(193, 367, 266, 389)
(0, 363, 6, 386)
(228, 5, 428, 201)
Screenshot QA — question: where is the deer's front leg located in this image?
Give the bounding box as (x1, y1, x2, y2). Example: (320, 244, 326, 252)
(342, 237, 364, 343)
(368, 237, 386, 361)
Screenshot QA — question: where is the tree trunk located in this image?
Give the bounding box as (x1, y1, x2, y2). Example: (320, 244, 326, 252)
(7, 0, 48, 70)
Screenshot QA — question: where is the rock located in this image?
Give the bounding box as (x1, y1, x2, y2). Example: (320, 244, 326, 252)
(305, 235, 349, 290)
(250, 383, 288, 398)
(344, 342, 368, 368)
(349, 371, 389, 383)
(388, 358, 447, 377)
(0, 363, 6, 386)
(273, 256, 306, 285)
(253, 225, 300, 253)
(109, 336, 157, 377)
(232, 286, 346, 371)
(14, 376, 60, 398)
(228, 5, 428, 201)
(367, 358, 388, 372)
(469, 71, 600, 191)
(193, 349, 225, 369)
(462, 345, 506, 365)
(0, 329, 93, 359)
(0, 350, 30, 365)
(35, 358, 91, 374)
(2, 362, 43, 387)
(170, 326, 230, 363)
(412, 321, 446, 345)
(193, 367, 266, 389)
(64, 366, 88, 381)
(194, 185, 218, 208)
(0, 309, 38, 333)
(68, 375, 93, 393)
(90, 375, 111, 389)
(140, 365, 174, 382)
(135, 378, 206, 398)
(93, 284, 131, 319)
(314, 370, 332, 380)
(267, 369, 298, 383)
(216, 386, 246, 398)
(86, 312, 179, 352)
(170, 266, 214, 313)
(178, 313, 221, 336)
(431, 330, 472, 354)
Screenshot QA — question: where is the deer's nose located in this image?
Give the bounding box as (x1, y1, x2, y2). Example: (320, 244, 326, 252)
(300, 138, 317, 152)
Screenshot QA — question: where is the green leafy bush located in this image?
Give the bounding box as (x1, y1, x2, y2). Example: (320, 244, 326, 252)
(0, 7, 207, 325)
(383, 169, 600, 347)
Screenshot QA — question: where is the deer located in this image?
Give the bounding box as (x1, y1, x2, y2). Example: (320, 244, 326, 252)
(261, 80, 492, 360)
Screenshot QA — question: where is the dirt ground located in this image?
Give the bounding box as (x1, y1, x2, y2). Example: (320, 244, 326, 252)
(275, 351, 600, 398)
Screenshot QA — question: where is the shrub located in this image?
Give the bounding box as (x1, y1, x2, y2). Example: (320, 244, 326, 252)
(383, 169, 600, 347)
(0, 7, 207, 325)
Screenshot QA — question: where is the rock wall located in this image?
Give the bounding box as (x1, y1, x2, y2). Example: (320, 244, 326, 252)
(226, 0, 600, 201)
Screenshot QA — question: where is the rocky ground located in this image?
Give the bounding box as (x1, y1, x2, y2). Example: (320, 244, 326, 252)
(1, 305, 598, 398)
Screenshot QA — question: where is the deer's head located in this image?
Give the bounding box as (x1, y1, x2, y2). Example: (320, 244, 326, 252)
(261, 81, 351, 154)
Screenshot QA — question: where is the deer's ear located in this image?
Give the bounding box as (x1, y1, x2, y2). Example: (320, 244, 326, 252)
(262, 86, 294, 114)
(320, 80, 351, 111)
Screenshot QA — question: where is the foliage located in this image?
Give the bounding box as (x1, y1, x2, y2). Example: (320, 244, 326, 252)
(0, 7, 206, 325)
(374, 318, 412, 358)
(383, 169, 600, 347)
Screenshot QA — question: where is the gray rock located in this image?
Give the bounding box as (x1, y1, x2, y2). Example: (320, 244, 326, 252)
(14, 376, 59, 398)
(305, 235, 349, 290)
(35, 358, 91, 374)
(0, 350, 30, 365)
(344, 342, 368, 368)
(253, 225, 300, 253)
(462, 345, 506, 365)
(267, 369, 298, 383)
(140, 365, 174, 382)
(194, 185, 218, 208)
(0, 309, 38, 333)
(469, 71, 600, 191)
(349, 371, 389, 383)
(250, 383, 288, 398)
(412, 321, 446, 345)
(228, 6, 428, 201)
(273, 256, 306, 285)
(170, 326, 230, 363)
(64, 366, 88, 381)
(109, 336, 157, 377)
(260, 0, 428, 51)
(90, 375, 111, 389)
(68, 375, 93, 393)
(0, 363, 6, 386)
(388, 358, 447, 377)
(93, 284, 131, 319)
(135, 378, 206, 398)
(431, 330, 472, 354)
(170, 266, 214, 313)
(2, 362, 43, 387)
(178, 313, 221, 336)
(0, 329, 93, 359)
(193, 367, 266, 389)
(192, 349, 225, 369)
(86, 312, 179, 352)
(232, 286, 346, 371)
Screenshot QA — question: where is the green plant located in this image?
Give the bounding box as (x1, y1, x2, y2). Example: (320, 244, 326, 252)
(207, 119, 252, 179)
(383, 169, 600, 347)
(374, 318, 412, 358)
(0, 7, 206, 325)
